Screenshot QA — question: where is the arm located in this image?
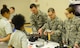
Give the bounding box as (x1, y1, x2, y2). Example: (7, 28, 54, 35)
(62, 20, 69, 44)
(51, 21, 63, 36)
(0, 22, 12, 42)
(30, 15, 37, 32)
(42, 13, 48, 24)
(0, 34, 11, 42)
(38, 23, 48, 35)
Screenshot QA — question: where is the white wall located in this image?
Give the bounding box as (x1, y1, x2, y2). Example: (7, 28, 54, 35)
(0, 0, 70, 22)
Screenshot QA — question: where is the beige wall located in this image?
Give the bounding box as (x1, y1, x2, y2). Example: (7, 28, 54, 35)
(0, 0, 31, 23)
(0, 0, 70, 22)
(38, 0, 70, 21)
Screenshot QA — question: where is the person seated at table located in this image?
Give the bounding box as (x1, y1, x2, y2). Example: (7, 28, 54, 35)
(8, 14, 28, 48)
(38, 8, 63, 44)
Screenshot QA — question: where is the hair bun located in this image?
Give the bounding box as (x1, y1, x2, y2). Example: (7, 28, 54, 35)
(3, 4, 7, 9)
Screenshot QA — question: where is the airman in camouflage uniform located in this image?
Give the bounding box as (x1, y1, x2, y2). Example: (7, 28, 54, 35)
(63, 7, 80, 47)
(38, 8, 63, 44)
(30, 4, 47, 33)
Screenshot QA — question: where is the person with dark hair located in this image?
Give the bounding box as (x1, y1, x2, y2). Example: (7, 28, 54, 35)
(38, 8, 63, 44)
(62, 7, 80, 47)
(30, 3, 47, 36)
(9, 7, 15, 22)
(0, 5, 12, 48)
(8, 14, 28, 48)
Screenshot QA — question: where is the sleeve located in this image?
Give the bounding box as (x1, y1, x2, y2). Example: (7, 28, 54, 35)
(76, 19, 80, 43)
(52, 20, 63, 36)
(41, 23, 48, 30)
(30, 15, 35, 26)
(8, 38, 12, 46)
(42, 13, 48, 23)
(30, 15, 37, 32)
(4, 22, 12, 35)
(21, 35, 28, 48)
(8, 33, 13, 46)
(62, 21, 66, 41)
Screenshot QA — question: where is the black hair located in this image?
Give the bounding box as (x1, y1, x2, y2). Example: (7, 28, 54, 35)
(12, 14, 25, 30)
(30, 3, 37, 9)
(3, 4, 7, 9)
(10, 7, 15, 10)
(1, 4, 9, 15)
(48, 8, 55, 13)
(66, 7, 75, 14)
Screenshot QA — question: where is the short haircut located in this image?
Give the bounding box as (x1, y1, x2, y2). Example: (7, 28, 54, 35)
(10, 7, 15, 10)
(30, 3, 37, 9)
(66, 7, 75, 14)
(48, 8, 55, 13)
(1, 4, 10, 15)
(12, 14, 25, 30)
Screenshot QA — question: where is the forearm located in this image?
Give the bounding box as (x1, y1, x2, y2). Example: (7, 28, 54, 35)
(52, 30, 61, 36)
(0, 34, 11, 42)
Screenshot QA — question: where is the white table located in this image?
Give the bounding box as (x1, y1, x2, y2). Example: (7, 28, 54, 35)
(28, 38, 59, 48)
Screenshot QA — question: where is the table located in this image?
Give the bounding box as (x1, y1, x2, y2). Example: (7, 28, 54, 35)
(28, 38, 59, 48)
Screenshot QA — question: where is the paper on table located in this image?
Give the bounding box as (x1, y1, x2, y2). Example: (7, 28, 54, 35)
(41, 41, 59, 48)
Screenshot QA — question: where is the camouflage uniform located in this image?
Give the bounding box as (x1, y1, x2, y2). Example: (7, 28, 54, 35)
(63, 16, 80, 47)
(30, 10, 47, 33)
(42, 17, 63, 43)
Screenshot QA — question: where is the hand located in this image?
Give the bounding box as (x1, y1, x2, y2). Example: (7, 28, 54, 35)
(62, 40, 66, 45)
(74, 43, 80, 48)
(38, 28, 43, 36)
(50, 32, 54, 35)
(44, 32, 48, 35)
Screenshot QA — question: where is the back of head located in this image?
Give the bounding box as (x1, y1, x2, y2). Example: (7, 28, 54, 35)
(12, 14, 25, 30)
(3, 4, 7, 9)
(1, 4, 9, 15)
(30, 3, 37, 9)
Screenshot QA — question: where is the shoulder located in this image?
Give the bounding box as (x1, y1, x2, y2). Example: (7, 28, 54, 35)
(17, 30, 26, 36)
(39, 10, 47, 16)
(56, 17, 63, 23)
(0, 18, 10, 26)
(75, 16, 80, 21)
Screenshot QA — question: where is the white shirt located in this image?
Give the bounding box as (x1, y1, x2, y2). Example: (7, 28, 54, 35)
(0, 16, 12, 37)
(8, 30, 28, 48)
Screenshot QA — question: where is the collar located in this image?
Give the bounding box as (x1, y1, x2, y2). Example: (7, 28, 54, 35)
(1, 16, 8, 21)
(68, 16, 76, 21)
(50, 16, 57, 21)
(32, 10, 42, 17)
